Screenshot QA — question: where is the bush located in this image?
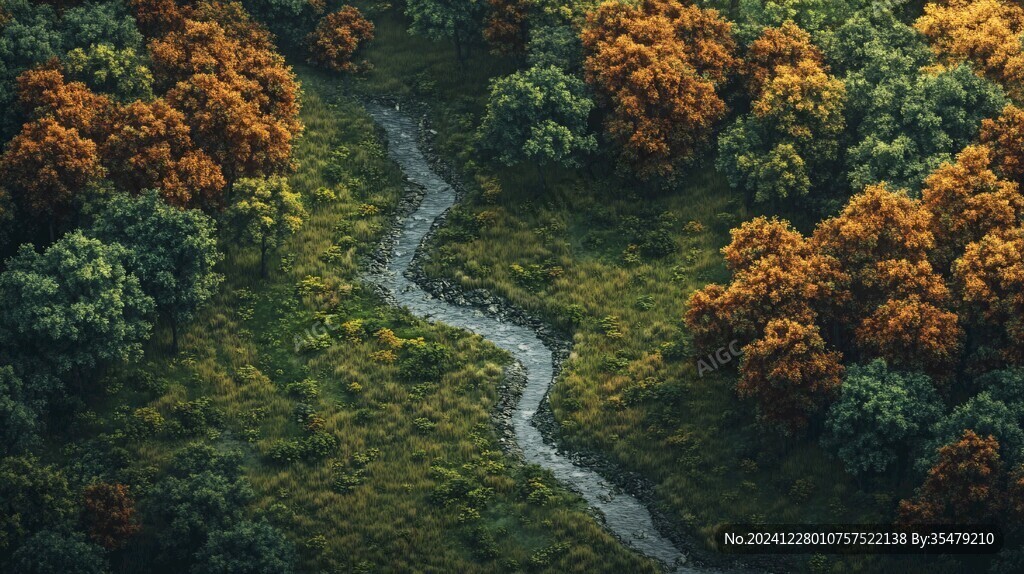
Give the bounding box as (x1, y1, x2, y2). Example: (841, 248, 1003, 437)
(169, 397, 225, 437)
(399, 340, 451, 382)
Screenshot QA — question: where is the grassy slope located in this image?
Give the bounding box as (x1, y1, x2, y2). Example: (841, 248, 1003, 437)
(84, 64, 658, 572)
(350, 6, 964, 574)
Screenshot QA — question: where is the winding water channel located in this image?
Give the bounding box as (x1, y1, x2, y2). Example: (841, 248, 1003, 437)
(366, 104, 696, 572)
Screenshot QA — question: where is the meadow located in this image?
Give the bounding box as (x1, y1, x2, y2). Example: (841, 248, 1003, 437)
(67, 65, 659, 573)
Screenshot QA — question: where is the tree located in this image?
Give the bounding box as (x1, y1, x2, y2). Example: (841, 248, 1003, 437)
(0, 0, 63, 138)
(81, 483, 140, 550)
(101, 98, 226, 207)
(307, 6, 375, 73)
(0, 365, 40, 455)
(980, 104, 1024, 182)
(856, 296, 963, 376)
(16, 68, 113, 139)
(914, 0, 1024, 99)
(738, 318, 843, 433)
(0, 232, 154, 385)
(824, 360, 942, 477)
(192, 520, 296, 574)
(921, 145, 1024, 268)
(721, 22, 846, 205)
(955, 226, 1024, 362)
(227, 176, 306, 277)
(686, 216, 847, 349)
(484, 0, 529, 57)
(89, 191, 223, 352)
(581, 0, 737, 181)
(61, 0, 144, 51)
(0, 456, 74, 553)
(167, 72, 295, 191)
(899, 430, 1005, 525)
(405, 0, 489, 63)
(845, 60, 1007, 193)
(146, 454, 254, 561)
(0, 117, 104, 236)
(479, 65, 596, 178)
(922, 392, 1024, 472)
(742, 20, 824, 97)
(64, 44, 154, 102)
(9, 529, 108, 574)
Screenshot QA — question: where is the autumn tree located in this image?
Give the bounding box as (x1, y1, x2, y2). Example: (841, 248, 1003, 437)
(955, 226, 1024, 362)
(686, 216, 846, 350)
(307, 6, 374, 73)
(921, 145, 1024, 268)
(167, 72, 294, 191)
(823, 360, 942, 477)
(82, 482, 140, 550)
(0, 118, 104, 236)
(227, 176, 306, 277)
(479, 65, 597, 177)
(980, 104, 1024, 182)
(484, 0, 529, 57)
(582, 0, 737, 181)
(101, 98, 225, 207)
(855, 295, 963, 375)
(738, 318, 843, 433)
(742, 21, 824, 97)
(899, 430, 1005, 524)
(89, 191, 224, 352)
(915, 0, 1024, 99)
(16, 68, 113, 138)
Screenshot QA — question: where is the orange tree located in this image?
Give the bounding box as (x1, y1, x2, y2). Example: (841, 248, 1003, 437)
(307, 6, 374, 73)
(581, 0, 736, 182)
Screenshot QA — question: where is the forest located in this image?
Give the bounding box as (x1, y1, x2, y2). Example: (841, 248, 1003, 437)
(1, 0, 1023, 572)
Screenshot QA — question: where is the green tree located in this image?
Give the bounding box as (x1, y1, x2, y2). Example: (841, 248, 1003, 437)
(64, 43, 154, 102)
(89, 191, 223, 352)
(9, 529, 109, 574)
(0, 231, 154, 386)
(227, 176, 306, 278)
(192, 520, 296, 574)
(479, 65, 596, 182)
(405, 0, 489, 63)
(823, 360, 943, 477)
(0, 365, 41, 455)
(0, 456, 75, 553)
(146, 446, 254, 561)
(0, 0, 62, 138)
(60, 0, 144, 51)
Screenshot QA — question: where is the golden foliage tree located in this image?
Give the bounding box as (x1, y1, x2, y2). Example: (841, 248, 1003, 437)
(915, 0, 1024, 99)
(922, 145, 1024, 268)
(581, 0, 736, 181)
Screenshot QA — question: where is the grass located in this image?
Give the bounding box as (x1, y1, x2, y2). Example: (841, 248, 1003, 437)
(65, 62, 661, 573)
(348, 6, 967, 574)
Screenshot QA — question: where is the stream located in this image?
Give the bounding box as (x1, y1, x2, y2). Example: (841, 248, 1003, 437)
(366, 103, 695, 572)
